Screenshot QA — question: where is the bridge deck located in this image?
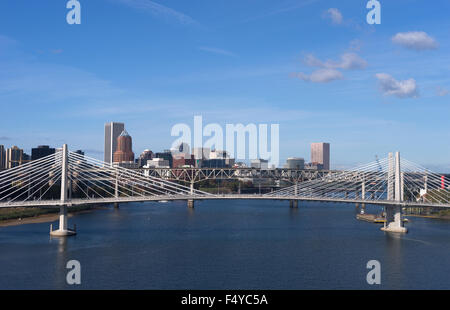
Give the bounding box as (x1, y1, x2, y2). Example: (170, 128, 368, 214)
(0, 195, 449, 209)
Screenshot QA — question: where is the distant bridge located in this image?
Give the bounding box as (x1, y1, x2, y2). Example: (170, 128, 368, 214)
(0, 145, 448, 235)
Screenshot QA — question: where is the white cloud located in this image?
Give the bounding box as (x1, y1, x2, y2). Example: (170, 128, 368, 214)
(305, 53, 367, 70)
(113, 0, 198, 25)
(296, 51, 367, 84)
(297, 69, 343, 83)
(392, 31, 439, 51)
(375, 73, 419, 98)
(436, 86, 449, 97)
(324, 8, 343, 25)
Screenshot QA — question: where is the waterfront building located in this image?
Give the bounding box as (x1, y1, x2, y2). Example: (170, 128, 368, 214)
(113, 130, 135, 164)
(31, 145, 55, 161)
(192, 147, 211, 168)
(285, 157, 305, 170)
(155, 150, 174, 168)
(144, 158, 170, 168)
(173, 154, 195, 168)
(305, 162, 324, 170)
(5, 146, 24, 169)
(137, 149, 154, 168)
(251, 159, 269, 170)
(311, 142, 330, 170)
(104, 122, 125, 164)
(192, 147, 211, 160)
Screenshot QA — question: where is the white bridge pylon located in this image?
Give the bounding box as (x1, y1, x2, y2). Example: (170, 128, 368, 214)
(0, 146, 449, 235)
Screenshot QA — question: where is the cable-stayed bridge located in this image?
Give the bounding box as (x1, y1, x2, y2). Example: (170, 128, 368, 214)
(0, 145, 448, 236)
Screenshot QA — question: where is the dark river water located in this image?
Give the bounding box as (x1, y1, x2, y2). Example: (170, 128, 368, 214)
(1, 200, 450, 290)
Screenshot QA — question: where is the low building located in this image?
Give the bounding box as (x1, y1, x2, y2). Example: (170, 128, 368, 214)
(305, 162, 324, 170)
(251, 159, 269, 170)
(155, 150, 173, 168)
(145, 158, 170, 168)
(173, 154, 195, 168)
(285, 157, 305, 170)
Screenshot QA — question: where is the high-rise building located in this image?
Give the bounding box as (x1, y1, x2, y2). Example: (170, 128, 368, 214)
(5, 146, 24, 169)
(113, 130, 135, 163)
(137, 149, 154, 168)
(0, 145, 5, 170)
(311, 142, 330, 170)
(155, 150, 174, 168)
(31, 145, 55, 161)
(104, 122, 125, 164)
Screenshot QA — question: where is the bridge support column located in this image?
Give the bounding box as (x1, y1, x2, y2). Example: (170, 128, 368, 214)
(188, 180, 195, 208)
(290, 200, 298, 208)
(50, 144, 76, 237)
(381, 206, 407, 233)
(381, 152, 407, 233)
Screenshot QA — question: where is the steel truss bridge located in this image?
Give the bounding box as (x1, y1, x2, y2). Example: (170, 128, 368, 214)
(139, 167, 332, 184)
(0, 145, 448, 235)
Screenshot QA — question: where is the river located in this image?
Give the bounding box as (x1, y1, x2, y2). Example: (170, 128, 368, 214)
(1, 200, 450, 289)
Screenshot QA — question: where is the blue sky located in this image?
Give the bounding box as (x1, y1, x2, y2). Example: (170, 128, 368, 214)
(0, 0, 449, 170)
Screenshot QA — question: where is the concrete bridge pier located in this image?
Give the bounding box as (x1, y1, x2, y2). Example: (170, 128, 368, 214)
(50, 205, 76, 237)
(187, 181, 195, 208)
(50, 144, 76, 237)
(290, 200, 298, 208)
(114, 203, 120, 209)
(381, 205, 407, 233)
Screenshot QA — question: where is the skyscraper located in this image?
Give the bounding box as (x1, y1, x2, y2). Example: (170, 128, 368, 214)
(31, 145, 55, 161)
(5, 146, 24, 169)
(113, 130, 135, 163)
(311, 143, 330, 170)
(0, 145, 5, 170)
(104, 122, 125, 164)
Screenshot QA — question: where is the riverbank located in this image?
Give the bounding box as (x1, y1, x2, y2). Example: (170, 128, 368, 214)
(406, 209, 450, 221)
(0, 205, 109, 227)
(407, 214, 450, 220)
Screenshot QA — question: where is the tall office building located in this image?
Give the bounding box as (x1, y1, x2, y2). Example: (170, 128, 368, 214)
(31, 145, 55, 161)
(311, 142, 330, 170)
(0, 145, 5, 170)
(104, 122, 125, 164)
(113, 130, 135, 163)
(5, 146, 24, 169)
(137, 149, 154, 168)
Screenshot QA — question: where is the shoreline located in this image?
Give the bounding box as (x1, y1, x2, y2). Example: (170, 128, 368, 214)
(406, 214, 450, 220)
(0, 205, 109, 228)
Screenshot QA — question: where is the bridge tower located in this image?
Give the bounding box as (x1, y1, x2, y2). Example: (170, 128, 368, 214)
(381, 152, 407, 233)
(114, 170, 119, 209)
(50, 144, 76, 237)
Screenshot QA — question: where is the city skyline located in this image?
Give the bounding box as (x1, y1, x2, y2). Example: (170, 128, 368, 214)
(0, 1, 449, 171)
